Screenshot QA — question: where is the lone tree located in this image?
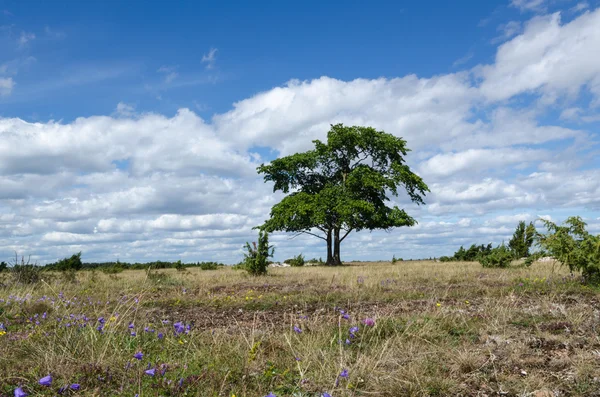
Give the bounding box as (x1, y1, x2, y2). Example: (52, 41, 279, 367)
(508, 221, 536, 258)
(257, 124, 429, 266)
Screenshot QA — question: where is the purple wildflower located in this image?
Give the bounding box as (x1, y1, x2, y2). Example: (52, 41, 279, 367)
(293, 326, 302, 334)
(134, 352, 143, 360)
(340, 369, 349, 378)
(70, 384, 80, 390)
(265, 393, 276, 397)
(128, 323, 134, 329)
(363, 318, 375, 326)
(342, 313, 350, 320)
(158, 332, 164, 339)
(144, 368, 156, 376)
(322, 393, 332, 397)
(38, 375, 52, 386)
(174, 322, 185, 334)
(98, 317, 105, 324)
(14, 387, 28, 397)
(345, 339, 351, 345)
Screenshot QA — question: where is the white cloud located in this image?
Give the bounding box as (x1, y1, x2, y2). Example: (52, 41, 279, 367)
(0, 7, 599, 262)
(157, 65, 178, 83)
(571, 2, 589, 12)
(17, 31, 35, 47)
(420, 147, 548, 178)
(496, 20, 522, 41)
(201, 48, 218, 69)
(0, 77, 14, 96)
(115, 102, 135, 117)
(479, 9, 600, 103)
(44, 26, 66, 39)
(510, 0, 547, 12)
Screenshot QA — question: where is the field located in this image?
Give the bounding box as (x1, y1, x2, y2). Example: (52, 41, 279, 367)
(1, 261, 599, 397)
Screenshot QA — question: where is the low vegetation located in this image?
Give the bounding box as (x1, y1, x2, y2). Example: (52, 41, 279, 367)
(1, 260, 599, 396)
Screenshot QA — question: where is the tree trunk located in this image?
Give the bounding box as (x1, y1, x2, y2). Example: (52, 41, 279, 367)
(332, 227, 342, 266)
(326, 229, 334, 266)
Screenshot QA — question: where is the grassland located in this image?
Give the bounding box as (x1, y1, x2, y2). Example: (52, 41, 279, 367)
(1, 260, 599, 396)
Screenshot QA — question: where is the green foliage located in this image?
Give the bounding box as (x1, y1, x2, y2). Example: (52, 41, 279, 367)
(284, 253, 305, 267)
(50, 252, 83, 271)
(508, 221, 536, 258)
(0, 261, 7, 272)
(478, 244, 514, 268)
(391, 255, 403, 264)
(441, 243, 493, 262)
(243, 230, 274, 275)
(199, 261, 221, 270)
(101, 260, 125, 274)
(175, 260, 186, 272)
(258, 124, 429, 266)
(526, 216, 600, 283)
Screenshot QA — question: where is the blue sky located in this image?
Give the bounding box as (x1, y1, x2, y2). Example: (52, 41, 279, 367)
(0, 0, 549, 120)
(0, 0, 599, 263)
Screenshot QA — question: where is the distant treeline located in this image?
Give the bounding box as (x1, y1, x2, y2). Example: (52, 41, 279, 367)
(38, 252, 224, 272)
(439, 244, 493, 262)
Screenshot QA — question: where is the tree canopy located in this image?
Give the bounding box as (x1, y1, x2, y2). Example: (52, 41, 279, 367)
(257, 124, 429, 266)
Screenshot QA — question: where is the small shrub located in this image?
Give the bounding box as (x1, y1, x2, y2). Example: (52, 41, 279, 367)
(101, 265, 124, 274)
(52, 252, 83, 271)
(199, 261, 220, 270)
(479, 245, 513, 268)
(285, 254, 305, 267)
(391, 255, 403, 264)
(243, 230, 274, 276)
(508, 221, 536, 258)
(175, 260, 186, 272)
(526, 216, 600, 283)
(0, 261, 7, 272)
(10, 253, 42, 284)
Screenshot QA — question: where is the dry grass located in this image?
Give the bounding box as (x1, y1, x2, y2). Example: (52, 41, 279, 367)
(1, 260, 599, 396)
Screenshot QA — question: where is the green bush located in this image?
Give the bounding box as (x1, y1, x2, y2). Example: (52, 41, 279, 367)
(101, 265, 124, 274)
(199, 261, 220, 270)
(175, 260, 186, 271)
(284, 254, 305, 267)
(526, 216, 600, 283)
(478, 244, 514, 268)
(243, 230, 274, 276)
(508, 221, 536, 258)
(0, 261, 7, 272)
(51, 252, 83, 271)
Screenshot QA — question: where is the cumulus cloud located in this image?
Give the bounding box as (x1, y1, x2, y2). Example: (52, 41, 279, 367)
(479, 9, 600, 103)
(1, 7, 600, 262)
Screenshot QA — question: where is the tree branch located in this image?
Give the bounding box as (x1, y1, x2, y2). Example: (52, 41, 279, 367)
(340, 228, 353, 242)
(289, 230, 328, 241)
